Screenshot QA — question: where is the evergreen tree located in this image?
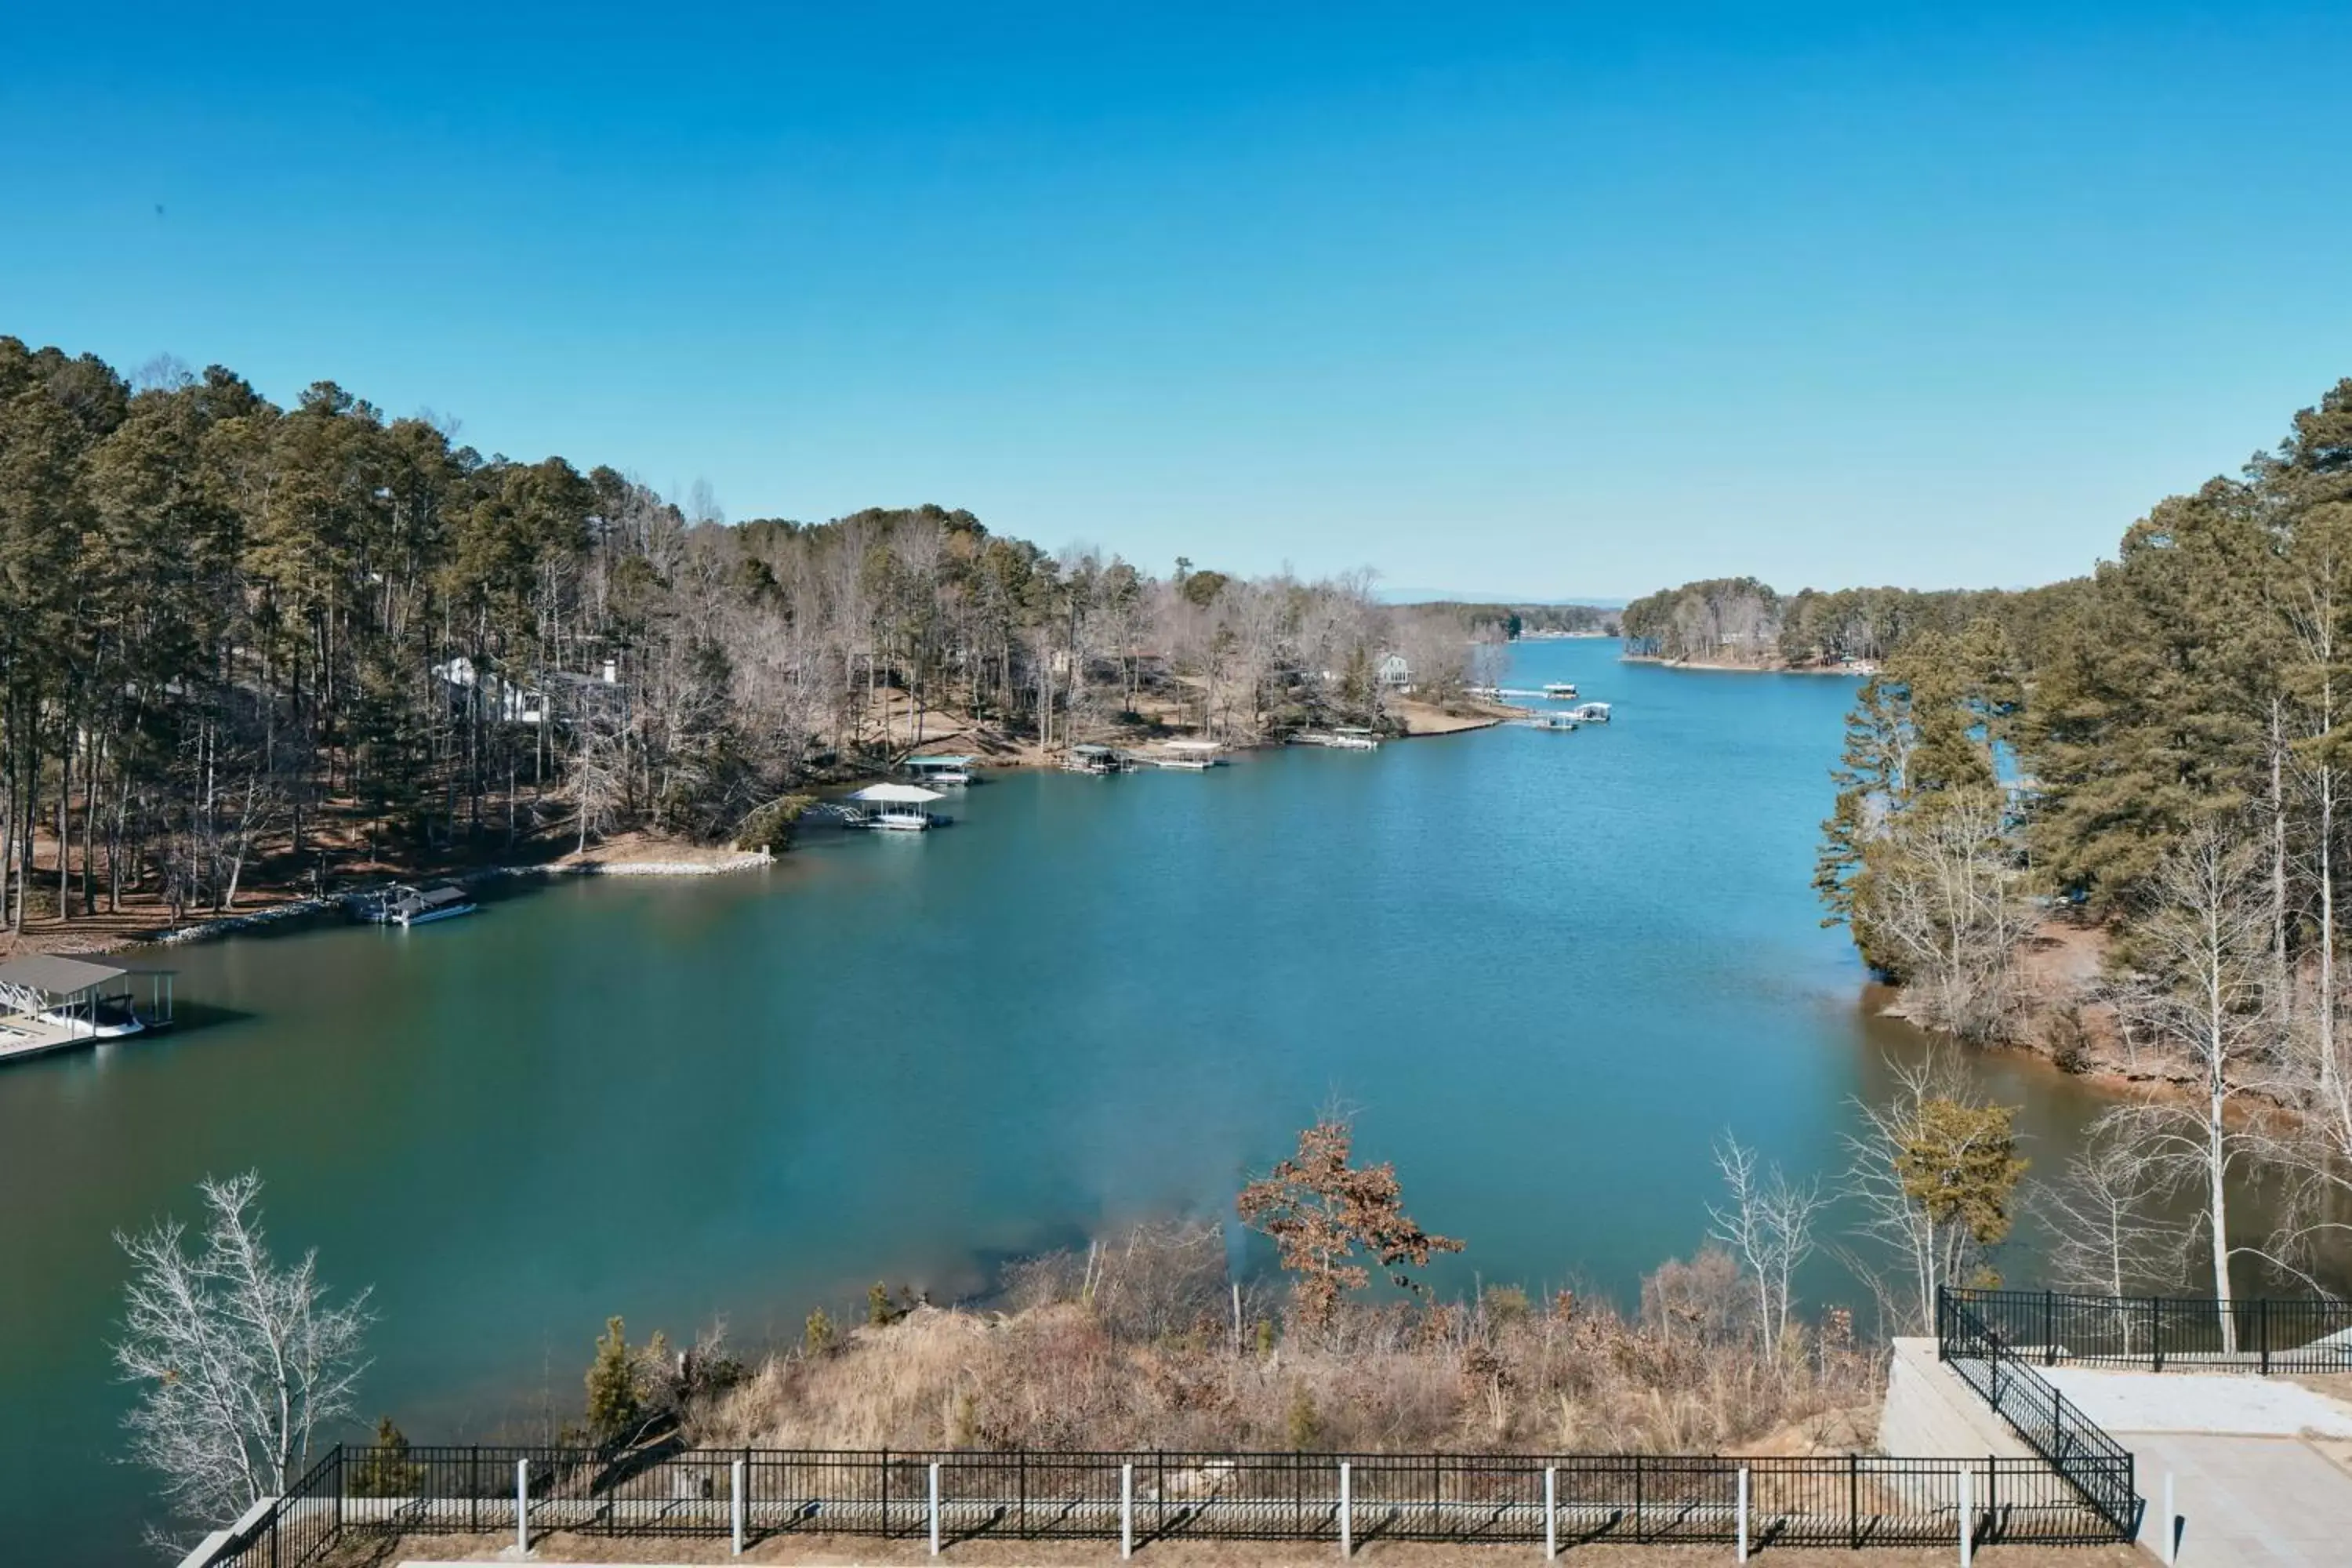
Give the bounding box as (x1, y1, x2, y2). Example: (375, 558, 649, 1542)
(583, 1316, 640, 1447)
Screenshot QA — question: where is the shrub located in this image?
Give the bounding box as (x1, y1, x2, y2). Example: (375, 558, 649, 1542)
(2045, 1007, 2094, 1074)
(1483, 1284, 1533, 1325)
(735, 795, 816, 852)
(347, 1417, 421, 1497)
(585, 1316, 641, 1446)
(1284, 1385, 1322, 1450)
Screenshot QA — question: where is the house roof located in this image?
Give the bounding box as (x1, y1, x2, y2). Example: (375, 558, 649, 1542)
(0, 955, 128, 997)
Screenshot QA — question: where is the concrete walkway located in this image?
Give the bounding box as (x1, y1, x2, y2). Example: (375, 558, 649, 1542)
(2043, 1367, 2352, 1565)
(2129, 1432, 2352, 1565)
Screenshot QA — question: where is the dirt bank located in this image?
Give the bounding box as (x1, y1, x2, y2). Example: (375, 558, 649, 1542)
(1391, 698, 1515, 736)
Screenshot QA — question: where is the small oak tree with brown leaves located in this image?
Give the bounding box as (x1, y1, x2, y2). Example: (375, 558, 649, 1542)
(1236, 1116, 1463, 1328)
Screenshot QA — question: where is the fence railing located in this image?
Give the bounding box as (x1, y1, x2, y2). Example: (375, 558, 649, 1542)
(1944, 1285, 2352, 1374)
(186, 1441, 2131, 1566)
(1936, 1289, 2140, 1538)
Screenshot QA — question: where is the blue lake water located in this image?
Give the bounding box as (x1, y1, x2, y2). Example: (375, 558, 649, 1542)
(0, 639, 2123, 1563)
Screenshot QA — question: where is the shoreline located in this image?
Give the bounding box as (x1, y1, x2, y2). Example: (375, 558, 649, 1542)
(1620, 653, 1867, 677)
(2, 843, 784, 960)
(9, 713, 1516, 959)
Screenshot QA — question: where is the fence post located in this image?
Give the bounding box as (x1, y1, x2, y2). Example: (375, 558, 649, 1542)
(2044, 1290, 2056, 1367)
(732, 1457, 746, 1555)
(1737, 1465, 1749, 1563)
(1958, 1465, 1972, 1568)
(470, 1445, 481, 1535)
(1544, 1465, 1557, 1561)
(1936, 1285, 1947, 1360)
(1634, 1454, 1644, 1544)
(928, 1460, 941, 1557)
(2162, 1471, 2176, 1566)
(1121, 1462, 1134, 1560)
(2259, 1298, 2270, 1374)
(1847, 1452, 1859, 1551)
(2151, 1298, 2165, 1373)
(882, 1447, 891, 1540)
(1339, 1460, 1352, 1558)
(515, 1457, 530, 1558)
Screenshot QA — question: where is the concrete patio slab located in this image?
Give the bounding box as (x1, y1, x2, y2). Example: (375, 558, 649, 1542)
(2045, 1367, 2352, 1437)
(2126, 1432, 2352, 1566)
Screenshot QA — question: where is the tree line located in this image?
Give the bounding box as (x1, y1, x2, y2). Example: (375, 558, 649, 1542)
(1810, 377, 2352, 1314)
(0, 336, 1486, 932)
(1621, 575, 2090, 670)
(1409, 600, 1619, 639)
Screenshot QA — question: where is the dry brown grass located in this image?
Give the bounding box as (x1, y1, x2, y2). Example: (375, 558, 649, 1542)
(689, 1236, 1881, 1460)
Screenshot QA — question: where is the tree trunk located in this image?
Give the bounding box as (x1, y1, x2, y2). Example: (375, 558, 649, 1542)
(57, 725, 73, 921)
(2205, 949, 2238, 1352)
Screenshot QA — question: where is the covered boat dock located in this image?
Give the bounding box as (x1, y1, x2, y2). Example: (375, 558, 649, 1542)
(902, 754, 978, 786)
(0, 956, 175, 1065)
(845, 782, 949, 830)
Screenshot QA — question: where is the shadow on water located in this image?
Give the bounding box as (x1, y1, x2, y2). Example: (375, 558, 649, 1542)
(145, 999, 254, 1036)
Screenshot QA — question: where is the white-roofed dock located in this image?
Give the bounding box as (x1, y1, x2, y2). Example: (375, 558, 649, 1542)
(0, 956, 175, 1065)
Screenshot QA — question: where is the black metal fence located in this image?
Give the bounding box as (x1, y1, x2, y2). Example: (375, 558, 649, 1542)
(1944, 1285, 2352, 1374)
(188, 1442, 2129, 1566)
(1936, 1290, 2140, 1537)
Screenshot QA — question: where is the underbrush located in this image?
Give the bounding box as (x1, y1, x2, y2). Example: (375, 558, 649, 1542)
(688, 1228, 1882, 1457)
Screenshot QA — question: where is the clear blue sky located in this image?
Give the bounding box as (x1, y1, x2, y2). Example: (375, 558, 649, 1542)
(6, 2, 2347, 600)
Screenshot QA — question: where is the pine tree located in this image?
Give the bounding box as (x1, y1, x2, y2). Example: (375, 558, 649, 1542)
(583, 1316, 640, 1448)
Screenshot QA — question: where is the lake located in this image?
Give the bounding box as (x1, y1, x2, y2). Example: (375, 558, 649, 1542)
(0, 638, 2129, 1563)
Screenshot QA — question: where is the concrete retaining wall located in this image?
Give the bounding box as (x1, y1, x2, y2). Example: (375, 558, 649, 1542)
(1875, 1338, 2031, 1459)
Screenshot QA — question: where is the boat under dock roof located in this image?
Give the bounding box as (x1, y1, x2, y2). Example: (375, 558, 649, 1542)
(0, 954, 129, 1000)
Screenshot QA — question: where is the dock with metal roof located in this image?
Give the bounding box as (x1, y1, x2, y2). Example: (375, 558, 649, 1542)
(0, 956, 175, 1065)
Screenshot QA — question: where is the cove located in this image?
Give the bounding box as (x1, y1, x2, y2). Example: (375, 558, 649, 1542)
(0, 639, 2129, 1564)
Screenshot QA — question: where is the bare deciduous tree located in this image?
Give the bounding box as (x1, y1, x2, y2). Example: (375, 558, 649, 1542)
(2038, 1112, 2188, 1309)
(2110, 818, 2281, 1343)
(2032, 1121, 2192, 1372)
(1869, 792, 2036, 1042)
(114, 1172, 372, 1545)
(1707, 1134, 1828, 1360)
(568, 688, 628, 851)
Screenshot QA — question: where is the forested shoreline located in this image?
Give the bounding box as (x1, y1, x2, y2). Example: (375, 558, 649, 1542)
(0, 337, 1497, 938)
(1789, 378, 2352, 1313)
(1620, 575, 2091, 671)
